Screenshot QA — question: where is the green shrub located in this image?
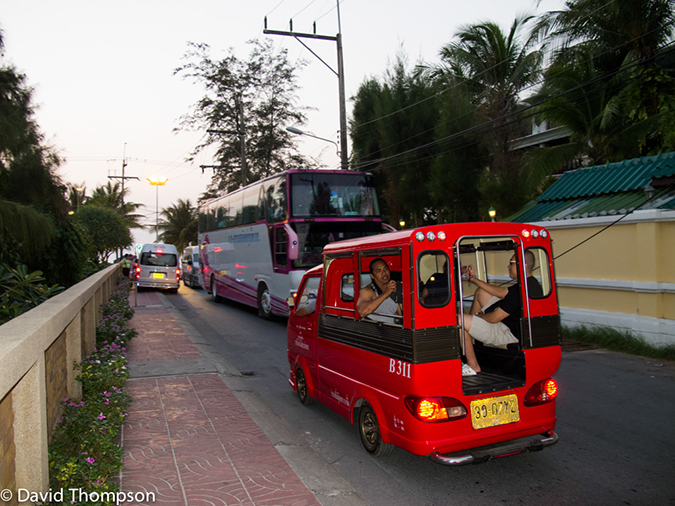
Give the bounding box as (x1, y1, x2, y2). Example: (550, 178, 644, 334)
(47, 278, 134, 505)
(0, 264, 64, 324)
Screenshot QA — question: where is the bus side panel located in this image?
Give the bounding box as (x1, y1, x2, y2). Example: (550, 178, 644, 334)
(201, 224, 298, 314)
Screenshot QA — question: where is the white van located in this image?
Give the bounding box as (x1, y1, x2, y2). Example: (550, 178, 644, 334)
(134, 243, 180, 292)
(181, 246, 201, 289)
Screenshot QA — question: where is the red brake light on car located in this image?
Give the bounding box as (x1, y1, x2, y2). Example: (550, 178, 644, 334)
(156, 248, 163, 253)
(175, 268, 181, 278)
(524, 378, 558, 406)
(405, 396, 467, 423)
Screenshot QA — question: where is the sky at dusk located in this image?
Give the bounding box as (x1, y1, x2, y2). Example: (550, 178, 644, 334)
(2, 0, 564, 248)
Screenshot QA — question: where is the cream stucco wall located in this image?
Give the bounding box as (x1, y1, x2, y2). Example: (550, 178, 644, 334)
(533, 209, 675, 345)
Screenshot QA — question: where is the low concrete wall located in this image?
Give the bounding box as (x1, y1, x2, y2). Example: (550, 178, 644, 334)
(0, 264, 120, 502)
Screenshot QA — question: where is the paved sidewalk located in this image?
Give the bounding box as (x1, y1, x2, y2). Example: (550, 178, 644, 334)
(118, 290, 322, 506)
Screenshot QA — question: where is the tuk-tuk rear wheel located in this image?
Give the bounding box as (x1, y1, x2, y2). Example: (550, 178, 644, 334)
(358, 403, 394, 456)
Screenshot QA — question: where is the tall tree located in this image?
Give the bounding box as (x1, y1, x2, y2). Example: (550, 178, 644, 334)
(175, 39, 318, 196)
(529, 0, 675, 171)
(351, 53, 441, 227)
(158, 199, 198, 253)
(87, 181, 144, 230)
(420, 17, 542, 217)
(0, 29, 91, 287)
(74, 206, 132, 263)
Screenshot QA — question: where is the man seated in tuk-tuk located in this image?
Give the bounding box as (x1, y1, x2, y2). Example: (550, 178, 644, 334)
(461, 250, 542, 375)
(357, 258, 402, 323)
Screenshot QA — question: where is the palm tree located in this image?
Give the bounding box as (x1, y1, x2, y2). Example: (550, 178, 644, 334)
(158, 199, 198, 253)
(431, 16, 541, 120)
(534, 0, 675, 71)
(87, 181, 144, 230)
(525, 0, 675, 183)
(420, 16, 542, 216)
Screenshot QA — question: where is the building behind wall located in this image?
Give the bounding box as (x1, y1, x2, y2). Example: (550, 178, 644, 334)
(508, 152, 675, 346)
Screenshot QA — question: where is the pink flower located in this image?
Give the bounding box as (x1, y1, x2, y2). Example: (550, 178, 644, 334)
(97, 413, 106, 420)
(86, 457, 95, 464)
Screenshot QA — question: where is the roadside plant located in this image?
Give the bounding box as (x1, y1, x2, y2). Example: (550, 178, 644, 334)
(0, 263, 64, 324)
(47, 277, 134, 505)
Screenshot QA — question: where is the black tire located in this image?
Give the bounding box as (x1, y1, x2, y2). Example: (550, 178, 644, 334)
(296, 368, 316, 406)
(358, 403, 394, 456)
(257, 284, 273, 320)
(210, 276, 222, 302)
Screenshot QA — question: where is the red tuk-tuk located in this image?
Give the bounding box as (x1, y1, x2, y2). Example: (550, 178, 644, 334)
(287, 223, 560, 465)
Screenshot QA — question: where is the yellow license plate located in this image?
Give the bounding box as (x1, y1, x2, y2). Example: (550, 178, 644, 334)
(470, 394, 520, 430)
(151, 272, 165, 279)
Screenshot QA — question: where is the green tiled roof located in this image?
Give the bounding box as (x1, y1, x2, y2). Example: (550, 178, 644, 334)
(508, 152, 675, 223)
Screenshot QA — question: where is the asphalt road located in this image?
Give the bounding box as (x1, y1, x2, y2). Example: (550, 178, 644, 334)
(167, 287, 675, 506)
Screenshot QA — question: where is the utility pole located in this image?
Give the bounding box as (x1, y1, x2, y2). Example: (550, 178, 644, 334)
(264, 0, 349, 170)
(108, 144, 139, 211)
(108, 143, 139, 260)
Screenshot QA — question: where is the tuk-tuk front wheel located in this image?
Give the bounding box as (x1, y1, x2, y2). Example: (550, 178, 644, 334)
(358, 403, 394, 456)
(295, 367, 316, 406)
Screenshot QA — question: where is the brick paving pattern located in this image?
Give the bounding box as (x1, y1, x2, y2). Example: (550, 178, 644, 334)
(120, 290, 321, 506)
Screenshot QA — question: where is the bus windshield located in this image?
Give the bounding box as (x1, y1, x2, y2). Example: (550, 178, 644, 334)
(290, 173, 379, 218)
(292, 221, 382, 268)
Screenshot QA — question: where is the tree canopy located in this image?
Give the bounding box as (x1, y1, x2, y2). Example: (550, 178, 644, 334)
(175, 38, 319, 197)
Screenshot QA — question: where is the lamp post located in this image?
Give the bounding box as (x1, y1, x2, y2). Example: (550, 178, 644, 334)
(286, 126, 340, 159)
(488, 206, 496, 222)
(75, 187, 83, 212)
(146, 178, 168, 242)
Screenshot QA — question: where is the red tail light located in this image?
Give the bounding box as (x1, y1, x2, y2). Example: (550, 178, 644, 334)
(524, 378, 558, 406)
(405, 397, 467, 423)
(175, 268, 181, 279)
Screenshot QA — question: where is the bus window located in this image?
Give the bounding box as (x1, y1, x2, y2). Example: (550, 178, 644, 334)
(275, 226, 288, 267)
(242, 186, 258, 225)
(418, 252, 450, 308)
(257, 185, 266, 221)
(290, 172, 379, 217)
(526, 247, 551, 299)
(266, 177, 287, 223)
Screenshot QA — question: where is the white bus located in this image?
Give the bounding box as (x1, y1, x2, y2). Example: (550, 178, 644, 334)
(198, 169, 388, 318)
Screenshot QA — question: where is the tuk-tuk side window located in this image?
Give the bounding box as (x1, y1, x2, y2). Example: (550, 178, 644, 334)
(357, 254, 403, 326)
(341, 274, 355, 302)
(418, 252, 451, 308)
(296, 277, 320, 315)
(526, 247, 551, 299)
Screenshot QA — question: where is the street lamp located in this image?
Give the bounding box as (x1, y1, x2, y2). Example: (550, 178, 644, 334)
(75, 187, 83, 212)
(286, 126, 340, 159)
(146, 178, 168, 242)
(399, 219, 406, 229)
(488, 206, 496, 222)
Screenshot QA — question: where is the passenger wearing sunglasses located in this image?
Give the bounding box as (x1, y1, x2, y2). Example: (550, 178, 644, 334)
(460, 250, 542, 375)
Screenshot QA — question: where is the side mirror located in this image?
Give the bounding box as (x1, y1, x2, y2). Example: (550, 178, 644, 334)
(286, 293, 296, 310)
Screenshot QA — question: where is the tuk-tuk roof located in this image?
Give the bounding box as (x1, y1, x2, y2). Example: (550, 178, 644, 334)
(323, 222, 545, 256)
